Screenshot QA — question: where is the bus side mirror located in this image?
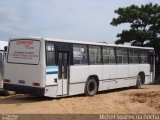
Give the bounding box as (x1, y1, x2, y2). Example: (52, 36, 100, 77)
(4, 46, 7, 52)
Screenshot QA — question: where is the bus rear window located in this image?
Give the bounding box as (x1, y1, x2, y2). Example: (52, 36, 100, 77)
(7, 40, 40, 65)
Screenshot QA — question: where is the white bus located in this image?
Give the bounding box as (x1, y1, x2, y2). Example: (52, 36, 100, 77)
(3, 37, 155, 97)
(0, 41, 8, 88)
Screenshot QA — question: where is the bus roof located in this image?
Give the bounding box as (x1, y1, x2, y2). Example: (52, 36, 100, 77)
(10, 37, 154, 50)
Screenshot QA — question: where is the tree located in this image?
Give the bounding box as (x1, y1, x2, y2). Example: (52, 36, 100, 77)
(111, 3, 160, 82)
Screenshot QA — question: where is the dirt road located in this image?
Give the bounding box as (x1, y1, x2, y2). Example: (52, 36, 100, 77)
(0, 85, 160, 114)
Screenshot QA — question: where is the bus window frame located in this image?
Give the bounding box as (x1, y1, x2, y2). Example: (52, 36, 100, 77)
(7, 39, 41, 65)
(115, 47, 129, 64)
(89, 45, 102, 65)
(73, 43, 88, 65)
(128, 48, 140, 64)
(139, 49, 149, 64)
(45, 41, 56, 66)
(102, 46, 116, 65)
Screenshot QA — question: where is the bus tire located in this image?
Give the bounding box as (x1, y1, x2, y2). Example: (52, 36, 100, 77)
(85, 77, 98, 96)
(1, 90, 16, 96)
(0, 89, 9, 96)
(135, 75, 142, 89)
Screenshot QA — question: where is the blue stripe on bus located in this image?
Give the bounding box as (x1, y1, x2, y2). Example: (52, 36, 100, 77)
(46, 71, 58, 74)
(46, 66, 58, 69)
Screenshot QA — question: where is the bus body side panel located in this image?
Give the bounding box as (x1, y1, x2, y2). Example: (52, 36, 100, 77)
(139, 64, 151, 84)
(88, 65, 103, 79)
(102, 65, 116, 79)
(44, 66, 58, 97)
(116, 64, 129, 79)
(88, 65, 103, 91)
(128, 64, 139, 78)
(99, 65, 116, 91)
(115, 64, 130, 88)
(45, 66, 58, 86)
(0, 52, 3, 88)
(100, 64, 139, 91)
(128, 64, 139, 85)
(69, 65, 88, 96)
(44, 86, 58, 97)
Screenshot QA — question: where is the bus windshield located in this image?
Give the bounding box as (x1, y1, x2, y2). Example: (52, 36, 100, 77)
(7, 40, 40, 65)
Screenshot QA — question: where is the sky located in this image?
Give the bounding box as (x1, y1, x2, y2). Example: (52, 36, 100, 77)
(0, 0, 159, 43)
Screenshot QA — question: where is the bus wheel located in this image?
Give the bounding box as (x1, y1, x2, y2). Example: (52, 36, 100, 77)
(85, 77, 98, 96)
(136, 75, 142, 89)
(0, 90, 16, 96)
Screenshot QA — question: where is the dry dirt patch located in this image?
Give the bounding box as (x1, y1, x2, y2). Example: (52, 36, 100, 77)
(130, 90, 160, 111)
(0, 85, 159, 114)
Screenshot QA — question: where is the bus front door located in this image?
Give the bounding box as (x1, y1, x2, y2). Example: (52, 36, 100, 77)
(57, 52, 69, 96)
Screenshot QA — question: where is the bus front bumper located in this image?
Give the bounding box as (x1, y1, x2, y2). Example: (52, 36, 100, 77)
(3, 83, 45, 96)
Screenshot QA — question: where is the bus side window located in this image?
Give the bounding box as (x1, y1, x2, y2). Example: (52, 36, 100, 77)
(139, 50, 148, 64)
(103, 47, 116, 64)
(116, 48, 128, 64)
(46, 42, 55, 66)
(73, 44, 88, 65)
(89, 46, 102, 65)
(129, 49, 139, 64)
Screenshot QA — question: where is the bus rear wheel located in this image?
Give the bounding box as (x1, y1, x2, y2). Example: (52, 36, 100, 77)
(85, 77, 98, 96)
(136, 75, 142, 89)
